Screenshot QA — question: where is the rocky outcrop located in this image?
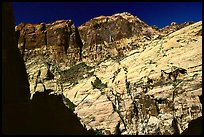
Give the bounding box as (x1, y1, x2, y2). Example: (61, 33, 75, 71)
(78, 12, 159, 48)
(78, 12, 160, 65)
(15, 13, 195, 68)
(15, 22, 46, 50)
(2, 3, 96, 135)
(159, 21, 195, 35)
(18, 12, 196, 68)
(15, 19, 83, 67)
(64, 21, 202, 135)
(24, 17, 202, 135)
(16, 12, 162, 68)
(14, 7, 202, 134)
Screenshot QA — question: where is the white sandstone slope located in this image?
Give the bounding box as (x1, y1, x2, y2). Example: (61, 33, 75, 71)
(25, 21, 202, 135)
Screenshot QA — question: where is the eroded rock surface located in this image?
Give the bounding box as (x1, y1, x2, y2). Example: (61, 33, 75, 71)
(16, 19, 83, 67)
(16, 12, 202, 135)
(78, 12, 159, 48)
(2, 3, 96, 135)
(159, 21, 195, 35)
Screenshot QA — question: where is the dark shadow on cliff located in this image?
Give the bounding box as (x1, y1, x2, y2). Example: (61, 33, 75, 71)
(2, 2, 31, 134)
(2, 2, 95, 135)
(29, 91, 96, 135)
(181, 116, 202, 135)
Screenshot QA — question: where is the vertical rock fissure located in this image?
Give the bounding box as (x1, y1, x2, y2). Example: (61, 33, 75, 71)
(44, 30, 47, 47)
(22, 32, 26, 57)
(75, 27, 83, 61)
(64, 24, 70, 54)
(110, 90, 128, 132)
(172, 82, 181, 135)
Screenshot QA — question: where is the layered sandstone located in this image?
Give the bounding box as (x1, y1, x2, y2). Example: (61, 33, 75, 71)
(15, 12, 195, 68)
(24, 18, 202, 135)
(15, 19, 83, 67)
(14, 11, 202, 135)
(78, 12, 159, 48)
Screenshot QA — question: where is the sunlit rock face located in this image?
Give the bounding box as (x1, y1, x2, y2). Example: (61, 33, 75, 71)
(15, 19, 83, 68)
(15, 10, 202, 135)
(78, 12, 159, 65)
(78, 12, 195, 66)
(159, 21, 195, 35)
(78, 12, 158, 47)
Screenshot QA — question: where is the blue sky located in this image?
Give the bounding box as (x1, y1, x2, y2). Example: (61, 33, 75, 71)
(12, 2, 202, 28)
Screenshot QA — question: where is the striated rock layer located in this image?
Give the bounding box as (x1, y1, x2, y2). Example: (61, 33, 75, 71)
(15, 12, 202, 135)
(15, 12, 195, 67)
(78, 12, 159, 48)
(16, 19, 83, 67)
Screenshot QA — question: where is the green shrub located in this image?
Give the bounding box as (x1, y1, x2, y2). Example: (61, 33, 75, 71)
(95, 128, 104, 135)
(152, 25, 159, 30)
(91, 76, 107, 90)
(62, 96, 76, 111)
(59, 62, 94, 85)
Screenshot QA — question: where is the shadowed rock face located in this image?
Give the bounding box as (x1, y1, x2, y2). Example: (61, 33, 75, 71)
(181, 116, 202, 135)
(2, 2, 31, 134)
(2, 2, 95, 135)
(29, 91, 96, 135)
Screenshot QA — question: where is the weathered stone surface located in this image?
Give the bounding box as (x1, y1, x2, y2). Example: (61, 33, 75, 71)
(15, 19, 83, 67)
(63, 21, 201, 135)
(2, 3, 96, 134)
(17, 11, 202, 135)
(16, 23, 45, 50)
(78, 12, 160, 65)
(79, 12, 159, 48)
(159, 21, 195, 35)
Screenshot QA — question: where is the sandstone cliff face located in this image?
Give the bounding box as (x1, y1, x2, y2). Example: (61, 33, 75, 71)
(15, 19, 83, 67)
(23, 17, 202, 135)
(61, 21, 202, 135)
(78, 12, 160, 65)
(16, 12, 159, 68)
(78, 12, 195, 66)
(16, 12, 195, 68)
(78, 12, 159, 48)
(2, 3, 95, 135)
(15, 11, 202, 135)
